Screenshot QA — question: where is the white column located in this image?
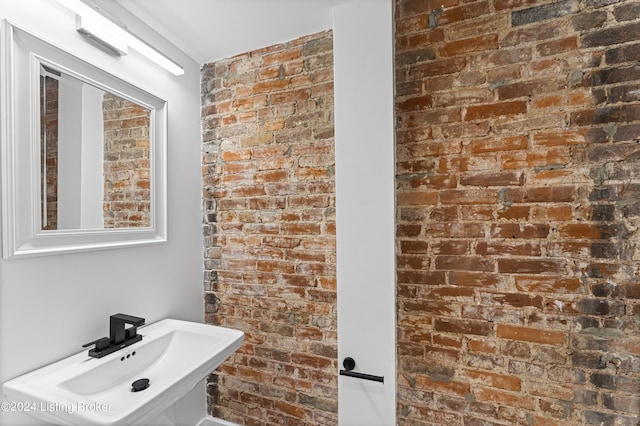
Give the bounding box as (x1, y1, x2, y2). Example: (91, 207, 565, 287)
(57, 74, 84, 229)
(80, 84, 105, 229)
(333, 1, 396, 425)
(57, 77, 105, 229)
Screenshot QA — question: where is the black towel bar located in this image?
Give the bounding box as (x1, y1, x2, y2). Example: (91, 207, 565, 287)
(340, 357, 384, 383)
(339, 369, 384, 383)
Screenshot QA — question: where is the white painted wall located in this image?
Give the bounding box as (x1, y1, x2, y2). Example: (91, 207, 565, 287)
(56, 78, 105, 229)
(0, 1, 203, 424)
(79, 84, 105, 229)
(57, 74, 84, 229)
(334, 1, 396, 425)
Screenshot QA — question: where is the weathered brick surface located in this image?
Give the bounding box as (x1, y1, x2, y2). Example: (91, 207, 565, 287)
(102, 93, 151, 228)
(41, 86, 151, 229)
(396, 0, 640, 424)
(201, 31, 337, 425)
(40, 84, 151, 230)
(41, 76, 59, 230)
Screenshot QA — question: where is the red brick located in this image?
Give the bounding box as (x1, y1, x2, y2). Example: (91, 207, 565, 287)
(497, 258, 565, 274)
(209, 2, 640, 424)
(468, 339, 497, 353)
(487, 64, 522, 83)
(494, 0, 539, 11)
(533, 130, 587, 147)
(440, 121, 491, 139)
(448, 14, 509, 41)
(437, 1, 491, 25)
(408, 57, 467, 78)
(502, 21, 564, 47)
(202, 30, 336, 425)
(475, 387, 535, 410)
(414, 375, 471, 396)
(433, 333, 463, 348)
(253, 79, 290, 94)
(482, 46, 533, 67)
(427, 287, 475, 299)
(435, 256, 495, 272)
(558, 223, 604, 239)
(490, 223, 550, 239)
(406, 0, 460, 17)
(440, 34, 499, 57)
(400, 29, 446, 50)
(439, 188, 498, 204)
(476, 241, 542, 256)
(533, 205, 573, 221)
(397, 270, 447, 286)
(400, 240, 430, 254)
(486, 292, 544, 309)
(432, 240, 470, 255)
(536, 36, 579, 57)
(448, 272, 503, 289)
(465, 101, 527, 120)
(460, 171, 523, 187)
(397, 94, 432, 111)
(397, 191, 439, 206)
(497, 205, 530, 220)
(425, 222, 485, 238)
(394, 0, 640, 423)
(463, 369, 521, 391)
(515, 276, 581, 293)
(395, 14, 429, 34)
(467, 135, 528, 154)
(500, 186, 576, 203)
(496, 79, 566, 100)
(407, 140, 461, 157)
(404, 299, 457, 315)
(434, 318, 493, 336)
(496, 324, 566, 345)
(532, 94, 564, 111)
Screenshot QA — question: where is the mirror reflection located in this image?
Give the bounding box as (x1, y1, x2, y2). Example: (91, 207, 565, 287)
(39, 65, 152, 230)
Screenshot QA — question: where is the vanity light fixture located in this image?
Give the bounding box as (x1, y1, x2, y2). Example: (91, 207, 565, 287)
(123, 34, 185, 77)
(76, 13, 128, 56)
(55, 0, 184, 76)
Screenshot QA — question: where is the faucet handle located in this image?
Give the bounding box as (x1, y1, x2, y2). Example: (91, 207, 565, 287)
(125, 326, 139, 340)
(82, 337, 110, 350)
(111, 313, 145, 326)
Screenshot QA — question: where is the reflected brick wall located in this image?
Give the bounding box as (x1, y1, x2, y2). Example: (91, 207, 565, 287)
(41, 75, 59, 230)
(102, 93, 151, 228)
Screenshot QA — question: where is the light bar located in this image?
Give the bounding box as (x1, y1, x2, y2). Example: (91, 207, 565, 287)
(126, 36, 185, 77)
(76, 14, 128, 56)
(55, 0, 184, 76)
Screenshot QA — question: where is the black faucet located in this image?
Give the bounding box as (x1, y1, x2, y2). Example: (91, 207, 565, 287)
(83, 313, 145, 358)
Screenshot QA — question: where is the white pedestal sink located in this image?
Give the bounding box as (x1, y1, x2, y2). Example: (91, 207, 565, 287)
(2, 319, 243, 426)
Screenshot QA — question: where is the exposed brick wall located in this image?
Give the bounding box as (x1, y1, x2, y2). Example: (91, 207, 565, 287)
(102, 93, 151, 228)
(40, 76, 59, 230)
(396, 0, 640, 424)
(39, 88, 150, 229)
(201, 30, 337, 425)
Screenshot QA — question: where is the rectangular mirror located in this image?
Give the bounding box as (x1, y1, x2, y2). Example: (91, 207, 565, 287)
(39, 65, 152, 231)
(1, 20, 167, 258)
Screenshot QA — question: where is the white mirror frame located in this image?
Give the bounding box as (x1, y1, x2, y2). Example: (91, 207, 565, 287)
(0, 20, 167, 259)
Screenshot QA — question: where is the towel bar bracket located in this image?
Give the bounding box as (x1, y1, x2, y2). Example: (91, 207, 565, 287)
(339, 357, 384, 383)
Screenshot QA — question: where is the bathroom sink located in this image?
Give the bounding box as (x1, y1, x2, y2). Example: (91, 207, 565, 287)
(2, 319, 243, 425)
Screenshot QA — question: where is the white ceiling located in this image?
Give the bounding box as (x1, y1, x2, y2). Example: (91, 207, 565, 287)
(113, 0, 352, 65)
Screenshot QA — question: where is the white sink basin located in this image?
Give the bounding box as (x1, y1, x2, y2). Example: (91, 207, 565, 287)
(2, 319, 243, 425)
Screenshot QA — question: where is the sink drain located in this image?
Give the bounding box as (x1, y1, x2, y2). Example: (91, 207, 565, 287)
(131, 378, 150, 392)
